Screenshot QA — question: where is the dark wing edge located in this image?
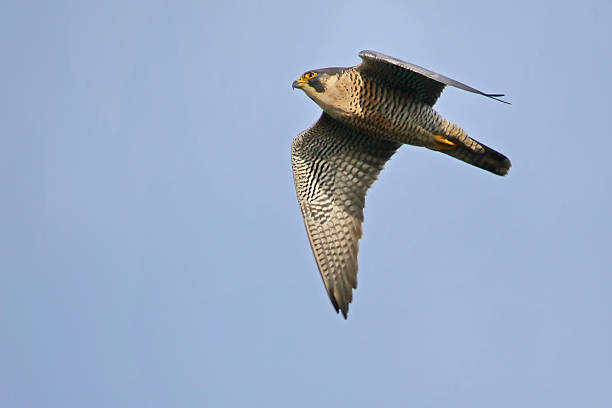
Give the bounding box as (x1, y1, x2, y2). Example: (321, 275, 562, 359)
(291, 113, 400, 318)
(358, 50, 510, 104)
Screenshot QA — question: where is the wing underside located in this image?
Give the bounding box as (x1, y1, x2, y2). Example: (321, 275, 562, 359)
(291, 113, 400, 318)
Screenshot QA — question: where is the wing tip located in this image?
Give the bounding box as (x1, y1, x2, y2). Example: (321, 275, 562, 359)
(330, 295, 350, 319)
(482, 93, 511, 105)
(336, 306, 349, 319)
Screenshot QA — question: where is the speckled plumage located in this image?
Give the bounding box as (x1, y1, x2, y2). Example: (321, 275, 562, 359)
(292, 50, 511, 318)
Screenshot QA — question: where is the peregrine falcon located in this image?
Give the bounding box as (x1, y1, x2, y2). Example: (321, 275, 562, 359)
(291, 50, 510, 318)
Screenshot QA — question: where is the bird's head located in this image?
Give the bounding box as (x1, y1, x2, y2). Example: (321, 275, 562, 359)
(292, 67, 348, 112)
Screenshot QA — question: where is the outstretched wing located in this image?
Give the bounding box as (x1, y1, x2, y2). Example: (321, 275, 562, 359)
(291, 113, 400, 318)
(357, 50, 508, 106)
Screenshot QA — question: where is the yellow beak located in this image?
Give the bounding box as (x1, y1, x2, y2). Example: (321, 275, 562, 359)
(292, 77, 307, 89)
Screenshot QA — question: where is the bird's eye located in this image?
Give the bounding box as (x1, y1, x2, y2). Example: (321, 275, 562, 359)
(304, 71, 317, 80)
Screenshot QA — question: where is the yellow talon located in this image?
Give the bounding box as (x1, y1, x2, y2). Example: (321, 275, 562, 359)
(431, 135, 456, 150)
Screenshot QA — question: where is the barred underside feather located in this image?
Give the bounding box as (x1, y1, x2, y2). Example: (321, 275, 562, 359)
(291, 113, 400, 318)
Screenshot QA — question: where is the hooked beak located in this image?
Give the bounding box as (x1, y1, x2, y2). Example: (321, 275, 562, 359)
(292, 78, 306, 89)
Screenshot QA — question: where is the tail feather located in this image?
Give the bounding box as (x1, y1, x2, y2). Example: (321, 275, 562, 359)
(432, 136, 511, 176)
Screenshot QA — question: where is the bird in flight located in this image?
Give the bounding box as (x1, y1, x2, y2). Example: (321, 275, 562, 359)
(291, 50, 510, 318)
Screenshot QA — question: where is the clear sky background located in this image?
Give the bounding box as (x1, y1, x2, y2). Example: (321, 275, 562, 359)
(2, 1, 611, 407)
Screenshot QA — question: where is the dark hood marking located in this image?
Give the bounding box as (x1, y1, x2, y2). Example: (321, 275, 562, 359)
(310, 78, 325, 93)
(309, 67, 345, 93)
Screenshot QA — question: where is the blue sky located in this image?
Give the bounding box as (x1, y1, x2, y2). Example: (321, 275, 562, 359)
(2, 1, 611, 407)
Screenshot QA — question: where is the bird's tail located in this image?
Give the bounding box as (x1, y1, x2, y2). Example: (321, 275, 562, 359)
(428, 132, 511, 176)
